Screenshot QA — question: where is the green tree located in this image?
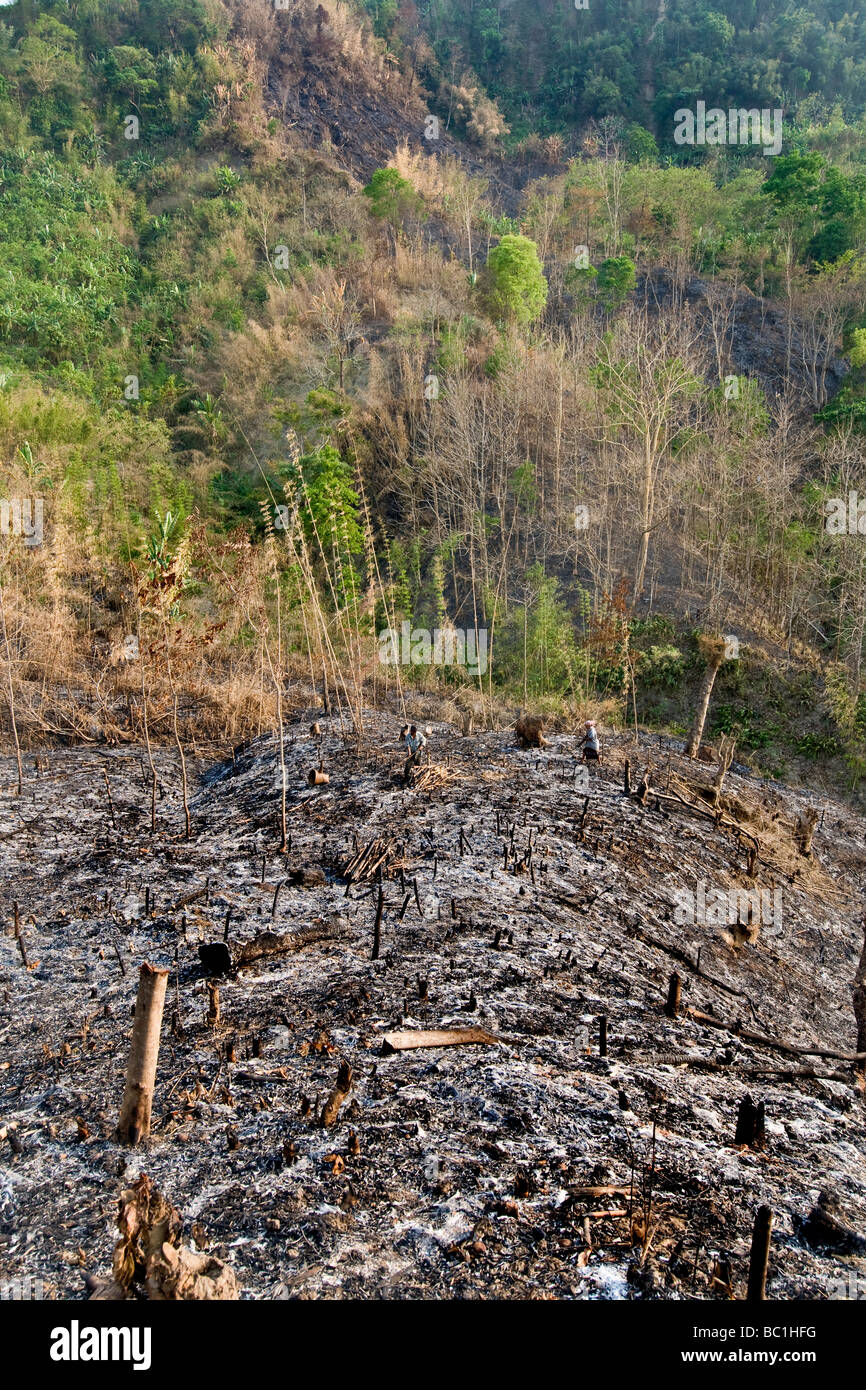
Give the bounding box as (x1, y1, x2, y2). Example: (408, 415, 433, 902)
(101, 45, 159, 108)
(763, 154, 864, 262)
(362, 167, 421, 225)
(596, 256, 636, 312)
(849, 328, 866, 368)
(483, 234, 548, 325)
(624, 123, 658, 164)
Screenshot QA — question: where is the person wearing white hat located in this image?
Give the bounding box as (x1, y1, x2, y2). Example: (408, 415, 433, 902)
(580, 720, 600, 763)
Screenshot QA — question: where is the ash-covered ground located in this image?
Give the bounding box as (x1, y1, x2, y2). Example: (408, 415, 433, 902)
(1, 711, 865, 1301)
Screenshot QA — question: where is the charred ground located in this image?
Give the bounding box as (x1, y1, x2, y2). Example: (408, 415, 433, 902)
(1, 712, 865, 1300)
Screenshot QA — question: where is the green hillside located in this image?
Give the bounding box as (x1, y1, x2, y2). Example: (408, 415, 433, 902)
(0, 0, 864, 797)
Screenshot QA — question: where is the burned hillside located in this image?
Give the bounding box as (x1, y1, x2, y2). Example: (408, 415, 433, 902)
(1, 713, 865, 1301)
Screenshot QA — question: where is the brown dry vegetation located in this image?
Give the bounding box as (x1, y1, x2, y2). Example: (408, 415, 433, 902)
(0, 0, 864, 805)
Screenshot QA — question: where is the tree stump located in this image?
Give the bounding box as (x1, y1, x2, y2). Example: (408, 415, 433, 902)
(735, 1093, 766, 1149)
(664, 971, 682, 1019)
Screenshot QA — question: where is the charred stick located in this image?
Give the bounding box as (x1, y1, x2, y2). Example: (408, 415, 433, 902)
(371, 886, 384, 961)
(271, 880, 284, 919)
(102, 769, 117, 829)
(13, 901, 28, 969)
(747, 1206, 773, 1302)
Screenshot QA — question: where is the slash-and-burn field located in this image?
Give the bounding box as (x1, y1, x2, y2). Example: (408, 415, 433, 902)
(1, 711, 865, 1301)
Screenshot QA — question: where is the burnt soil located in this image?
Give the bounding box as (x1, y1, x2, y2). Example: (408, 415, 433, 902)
(1, 712, 865, 1300)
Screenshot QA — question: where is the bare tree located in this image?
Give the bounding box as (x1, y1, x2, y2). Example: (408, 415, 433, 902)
(687, 633, 728, 757)
(310, 277, 361, 392)
(597, 308, 705, 599)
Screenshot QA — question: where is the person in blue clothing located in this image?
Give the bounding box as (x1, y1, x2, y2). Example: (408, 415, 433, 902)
(399, 723, 428, 779)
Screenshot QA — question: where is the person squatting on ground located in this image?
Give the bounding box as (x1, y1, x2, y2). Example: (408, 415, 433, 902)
(579, 720, 600, 770)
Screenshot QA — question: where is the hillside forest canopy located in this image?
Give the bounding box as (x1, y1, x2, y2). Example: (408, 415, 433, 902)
(0, 0, 865, 800)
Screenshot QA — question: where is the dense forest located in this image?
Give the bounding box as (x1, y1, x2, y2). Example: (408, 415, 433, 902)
(374, 0, 866, 141)
(1, 0, 866, 800)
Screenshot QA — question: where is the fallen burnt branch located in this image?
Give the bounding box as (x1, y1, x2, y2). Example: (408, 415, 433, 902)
(233, 1069, 292, 1084)
(797, 1193, 866, 1254)
(168, 886, 209, 913)
(629, 1052, 852, 1080)
(627, 920, 750, 1000)
(685, 1006, 866, 1064)
(236, 920, 348, 967)
(570, 1185, 634, 1199)
(198, 919, 348, 975)
(648, 782, 762, 853)
(381, 1027, 500, 1053)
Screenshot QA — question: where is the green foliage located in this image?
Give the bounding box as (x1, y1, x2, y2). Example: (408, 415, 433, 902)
(849, 328, 866, 368)
(595, 256, 636, 312)
(763, 154, 866, 262)
(0, 153, 136, 370)
(386, 538, 413, 623)
(101, 45, 159, 107)
(414, 0, 866, 144)
(794, 731, 843, 758)
(291, 444, 363, 560)
(483, 235, 548, 325)
(711, 374, 771, 434)
(214, 165, 242, 196)
(523, 564, 579, 696)
(637, 644, 685, 690)
(624, 124, 658, 164)
(436, 317, 481, 375)
(823, 663, 866, 782)
(712, 703, 780, 749)
(0, 373, 190, 556)
(483, 335, 517, 378)
(360, 0, 400, 41)
(563, 262, 599, 309)
(362, 167, 421, 224)
(511, 460, 538, 514)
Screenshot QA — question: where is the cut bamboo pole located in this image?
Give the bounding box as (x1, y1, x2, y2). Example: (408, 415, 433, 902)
(117, 963, 169, 1145)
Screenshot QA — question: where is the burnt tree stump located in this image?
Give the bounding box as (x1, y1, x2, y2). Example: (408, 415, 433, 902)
(735, 1094, 766, 1149)
(664, 971, 682, 1019)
